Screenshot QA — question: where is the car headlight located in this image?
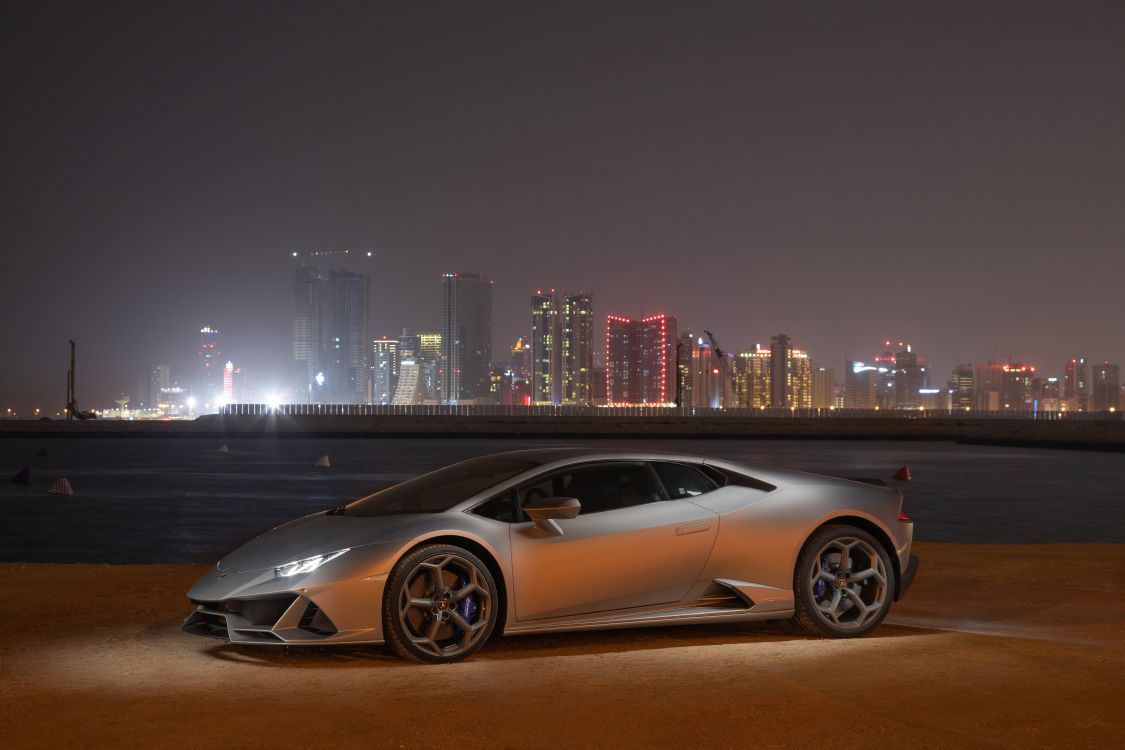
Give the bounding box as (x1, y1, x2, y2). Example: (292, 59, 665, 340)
(274, 548, 350, 578)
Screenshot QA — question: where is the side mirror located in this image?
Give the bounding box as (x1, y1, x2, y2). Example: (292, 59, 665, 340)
(523, 497, 580, 536)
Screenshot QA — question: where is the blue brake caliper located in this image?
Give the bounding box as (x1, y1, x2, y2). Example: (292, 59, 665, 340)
(456, 573, 479, 625)
(813, 554, 830, 602)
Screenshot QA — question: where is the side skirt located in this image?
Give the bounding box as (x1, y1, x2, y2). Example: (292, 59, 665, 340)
(503, 607, 795, 636)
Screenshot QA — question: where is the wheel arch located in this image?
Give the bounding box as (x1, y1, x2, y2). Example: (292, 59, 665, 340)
(396, 535, 510, 634)
(805, 515, 903, 600)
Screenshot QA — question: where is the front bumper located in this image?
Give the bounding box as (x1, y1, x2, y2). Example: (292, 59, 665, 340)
(897, 554, 919, 600)
(181, 564, 389, 645)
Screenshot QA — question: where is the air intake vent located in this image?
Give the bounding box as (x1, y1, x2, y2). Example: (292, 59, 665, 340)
(299, 602, 338, 636)
(695, 581, 754, 610)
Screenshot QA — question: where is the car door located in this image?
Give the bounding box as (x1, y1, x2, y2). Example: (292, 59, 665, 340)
(509, 461, 718, 621)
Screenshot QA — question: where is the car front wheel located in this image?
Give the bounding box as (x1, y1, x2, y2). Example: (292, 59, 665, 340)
(792, 525, 895, 638)
(382, 543, 499, 663)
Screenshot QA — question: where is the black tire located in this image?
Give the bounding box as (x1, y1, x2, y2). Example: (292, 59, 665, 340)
(792, 525, 896, 638)
(382, 543, 499, 663)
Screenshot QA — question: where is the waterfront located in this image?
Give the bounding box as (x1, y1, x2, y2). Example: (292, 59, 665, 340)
(2, 437, 1123, 563)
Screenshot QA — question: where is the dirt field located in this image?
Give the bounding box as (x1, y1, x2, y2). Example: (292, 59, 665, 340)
(2, 543, 1123, 749)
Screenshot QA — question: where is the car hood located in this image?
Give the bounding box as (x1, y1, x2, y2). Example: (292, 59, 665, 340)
(217, 512, 430, 572)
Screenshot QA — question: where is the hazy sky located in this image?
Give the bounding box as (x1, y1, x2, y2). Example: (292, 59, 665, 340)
(2, 1, 1123, 411)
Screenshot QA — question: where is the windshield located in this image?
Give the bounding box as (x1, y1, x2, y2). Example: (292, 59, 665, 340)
(343, 457, 539, 517)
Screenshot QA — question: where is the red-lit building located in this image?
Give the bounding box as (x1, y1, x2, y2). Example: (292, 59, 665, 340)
(606, 314, 677, 406)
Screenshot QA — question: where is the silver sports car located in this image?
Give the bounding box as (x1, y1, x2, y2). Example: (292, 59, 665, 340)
(184, 448, 919, 662)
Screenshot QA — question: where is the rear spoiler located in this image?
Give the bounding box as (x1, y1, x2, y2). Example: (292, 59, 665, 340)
(847, 466, 911, 487)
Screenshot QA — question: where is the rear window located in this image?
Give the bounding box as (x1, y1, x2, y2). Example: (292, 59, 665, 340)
(653, 462, 718, 498)
(344, 457, 538, 517)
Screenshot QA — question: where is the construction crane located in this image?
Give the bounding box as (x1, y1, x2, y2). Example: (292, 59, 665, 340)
(703, 330, 741, 408)
(66, 339, 96, 420)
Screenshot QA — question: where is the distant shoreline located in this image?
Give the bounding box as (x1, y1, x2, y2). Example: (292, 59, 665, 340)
(2, 414, 1122, 451)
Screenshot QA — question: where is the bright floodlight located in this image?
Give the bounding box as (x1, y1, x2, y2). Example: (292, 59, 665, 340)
(267, 393, 283, 411)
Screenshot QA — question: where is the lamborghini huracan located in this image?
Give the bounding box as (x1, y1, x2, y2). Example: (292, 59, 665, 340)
(183, 448, 919, 662)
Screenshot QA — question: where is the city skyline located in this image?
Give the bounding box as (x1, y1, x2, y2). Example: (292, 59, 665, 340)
(2, 253, 1124, 414)
(2, 4, 1123, 412)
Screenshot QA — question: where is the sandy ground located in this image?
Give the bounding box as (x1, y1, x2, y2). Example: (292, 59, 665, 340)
(2, 543, 1123, 749)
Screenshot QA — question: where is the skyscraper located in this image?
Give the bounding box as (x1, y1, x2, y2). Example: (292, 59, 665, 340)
(889, 344, 929, 409)
(769, 334, 792, 408)
(396, 331, 420, 375)
(510, 338, 531, 407)
(606, 314, 677, 406)
(530, 291, 561, 405)
(974, 363, 1006, 411)
(1092, 362, 1120, 411)
(417, 330, 443, 402)
(563, 293, 594, 405)
(845, 361, 878, 409)
(148, 363, 171, 407)
(790, 348, 812, 408)
(811, 365, 836, 409)
(197, 325, 221, 406)
(1065, 357, 1092, 410)
(293, 266, 371, 404)
(1001, 364, 1036, 411)
(676, 333, 724, 408)
(370, 338, 399, 405)
(440, 272, 493, 404)
(736, 346, 772, 409)
(530, 290, 594, 406)
(949, 366, 975, 409)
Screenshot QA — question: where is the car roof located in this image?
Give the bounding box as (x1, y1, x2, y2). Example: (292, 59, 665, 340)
(472, 446, 712, 465)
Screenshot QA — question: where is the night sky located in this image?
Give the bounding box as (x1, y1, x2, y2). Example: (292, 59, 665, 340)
(2, 1, 1123, 411)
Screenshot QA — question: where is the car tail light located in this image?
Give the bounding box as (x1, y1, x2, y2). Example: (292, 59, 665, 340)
(898, 507, 911, 522)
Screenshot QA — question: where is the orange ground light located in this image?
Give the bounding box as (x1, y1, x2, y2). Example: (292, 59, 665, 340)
(2, 543, 1123, 749)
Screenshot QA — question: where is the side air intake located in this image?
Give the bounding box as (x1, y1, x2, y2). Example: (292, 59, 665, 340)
(695, 581, 755, 610)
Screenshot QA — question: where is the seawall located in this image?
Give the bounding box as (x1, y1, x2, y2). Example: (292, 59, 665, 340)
(2, 414, 1122, 451)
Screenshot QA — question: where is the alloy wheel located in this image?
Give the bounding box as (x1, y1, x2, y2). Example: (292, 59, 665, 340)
(396, 552, 492, 659)
(808, 536, 889, 630)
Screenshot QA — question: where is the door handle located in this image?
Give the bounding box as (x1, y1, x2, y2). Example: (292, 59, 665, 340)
(676, 522, 712, 536)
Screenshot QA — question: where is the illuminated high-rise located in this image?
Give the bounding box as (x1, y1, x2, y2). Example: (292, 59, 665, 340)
(148, 363, 171, 407)
(949, 366, 975, 409)
(790, 349, 812, 408)
(440, 272, 492, 404)
(973, 363, 1006, 411)
(563, 293, 594, 405)
(371, 338, 399, 405)
(293, 266, 371, 404)
(810, 365, 835, 409)
(606, 314, 677, 406)
(845, 361, 878, 409)
(1092, 362, 1120, 412)
(769, 334, 791, 408)
(530, 291, 561, 405)
(197, 325, 221, 404)
(768, 335, 811, 408)
(530, 290, 594, 406)
(1001, 364, 1036, 411)
(510, 338, 531, 406)
(417, 330, 443, 402)
(735, 346, 772, 409)
(1065, 357, 1092, 410)
(676, 333, 725, 408)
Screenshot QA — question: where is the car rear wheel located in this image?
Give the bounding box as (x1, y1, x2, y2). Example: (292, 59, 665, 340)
(792, 525, 895, 638)
(382, 543, 499, 663)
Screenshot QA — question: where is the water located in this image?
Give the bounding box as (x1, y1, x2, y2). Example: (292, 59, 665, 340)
(2, 437, 1122, 563)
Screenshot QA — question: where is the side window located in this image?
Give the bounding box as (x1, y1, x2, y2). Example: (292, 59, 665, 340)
(473, 489, 519, 523)
(516, 462, 667, 518)
(653, 462, 718, 499)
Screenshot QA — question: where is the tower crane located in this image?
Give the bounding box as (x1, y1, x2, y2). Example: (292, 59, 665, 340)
(703, 330, 741, 408)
